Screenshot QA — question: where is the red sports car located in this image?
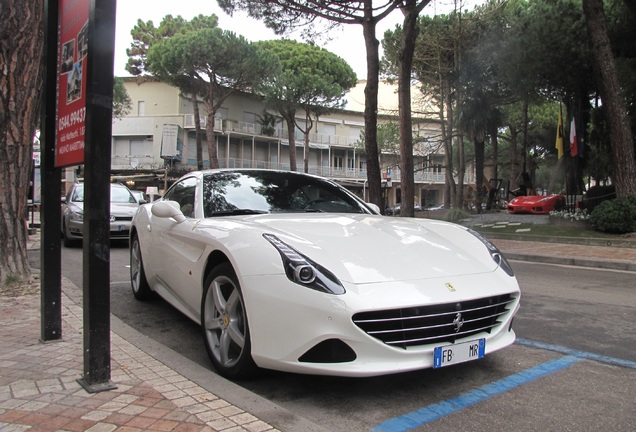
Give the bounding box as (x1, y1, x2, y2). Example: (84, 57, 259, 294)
(507, 194, 565, 214)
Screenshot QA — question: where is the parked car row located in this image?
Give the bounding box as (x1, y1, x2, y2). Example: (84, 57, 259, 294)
(59, 170, 520, 380)
(60, 182, 147, 247)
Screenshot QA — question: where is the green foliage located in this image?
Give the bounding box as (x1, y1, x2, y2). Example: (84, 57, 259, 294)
(254, 39, 357, 170)
(444, 208, 470, 223)
(354, 122, 399, 152)
(589, 196, 636, 234)
(258, 111, 277, 136)
(147, 27, 276, 106)
(582, 184, 616, 212)
(255, 39, 357, 112)
(126, 14, 219, 76)
(112, 77, 132, 118)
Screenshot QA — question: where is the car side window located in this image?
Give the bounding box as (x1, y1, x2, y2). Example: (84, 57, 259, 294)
(163, 177, 198, 218)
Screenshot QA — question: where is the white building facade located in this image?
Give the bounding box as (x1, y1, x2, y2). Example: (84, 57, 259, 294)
(111, 77, 461, 208)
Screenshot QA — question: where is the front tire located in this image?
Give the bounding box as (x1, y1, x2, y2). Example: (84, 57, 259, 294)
(130, 234, 152, 300)
(201, 263, 256, 379)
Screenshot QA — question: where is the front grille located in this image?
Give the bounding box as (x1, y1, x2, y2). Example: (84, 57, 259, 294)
(113, 216, 133, 222)
(352, 294, 516, 349)
(109, 229, 130, 238)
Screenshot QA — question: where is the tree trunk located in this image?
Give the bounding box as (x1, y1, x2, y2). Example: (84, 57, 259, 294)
(397, 4, 421, 217)
(521, 97, 529, 173)
(474, 139, 485, 213)
(285, 115, 297, 171)
(0, 1, 43, 283)
(441, 80, 455, 209)
(582, 0, 636, 197)
(193, 95, 204, 170)
(361, 5, 382, 209)
(204, 83, 219, 168)
(509, 126, 519, 194)
(301, 109, 313, 173)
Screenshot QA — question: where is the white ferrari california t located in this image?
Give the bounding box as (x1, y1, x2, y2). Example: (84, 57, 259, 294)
(130, 169, 520, 379)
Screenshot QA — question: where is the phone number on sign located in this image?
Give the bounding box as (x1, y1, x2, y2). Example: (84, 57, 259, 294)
(58, 107, 85, 131)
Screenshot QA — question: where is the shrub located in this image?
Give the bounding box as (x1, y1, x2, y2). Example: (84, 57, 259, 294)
(580, 185, 616, 212)
(589, 196, 636, 234)
(444, 208, 470, 223)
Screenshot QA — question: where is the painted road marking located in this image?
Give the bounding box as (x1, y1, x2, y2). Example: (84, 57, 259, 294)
(370, 356, 581, 432)
(516, 338, 636, 369)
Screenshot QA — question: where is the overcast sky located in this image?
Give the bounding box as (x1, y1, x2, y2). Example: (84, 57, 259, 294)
(114, 0, 478, 80)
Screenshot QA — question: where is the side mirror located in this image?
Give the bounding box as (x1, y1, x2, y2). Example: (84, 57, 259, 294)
(366, 203, 381, 214)
(151, 200, 186, 223)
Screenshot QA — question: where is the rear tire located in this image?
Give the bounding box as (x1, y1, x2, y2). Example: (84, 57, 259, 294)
(130, 234, 152, 300)
(201, 263, 257, 379)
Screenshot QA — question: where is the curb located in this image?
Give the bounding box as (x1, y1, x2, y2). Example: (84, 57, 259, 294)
(62, 276, 331, 432)
(504, 252, 636, 272)
(481, 232, 636, 249)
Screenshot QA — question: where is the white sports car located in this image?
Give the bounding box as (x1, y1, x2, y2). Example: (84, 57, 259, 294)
(130, 169, 520, 379)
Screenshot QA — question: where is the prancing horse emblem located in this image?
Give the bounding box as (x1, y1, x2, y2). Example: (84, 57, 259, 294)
(452, 312, 464, 333)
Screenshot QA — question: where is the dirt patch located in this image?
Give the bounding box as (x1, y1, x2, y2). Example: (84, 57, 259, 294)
(0, 272, 40, 297)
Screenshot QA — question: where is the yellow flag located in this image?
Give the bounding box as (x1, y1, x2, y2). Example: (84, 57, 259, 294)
(555, 109, 564, 159)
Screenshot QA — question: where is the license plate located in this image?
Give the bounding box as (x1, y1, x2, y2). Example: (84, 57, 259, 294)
(433, 339, 485, 368)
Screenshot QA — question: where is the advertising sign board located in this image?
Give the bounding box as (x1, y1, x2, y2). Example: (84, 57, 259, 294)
(55, 0, 89, 168)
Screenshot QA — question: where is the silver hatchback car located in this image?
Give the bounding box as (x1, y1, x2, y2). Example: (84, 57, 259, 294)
(61, 182, 139, 247)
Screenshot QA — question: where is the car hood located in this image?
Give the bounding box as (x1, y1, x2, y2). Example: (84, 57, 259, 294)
(110, 202, 139, 217)
(199, 214, 500, 284)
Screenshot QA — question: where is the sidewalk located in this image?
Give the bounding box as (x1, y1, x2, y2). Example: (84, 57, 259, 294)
(493, 238, 636, 272)
(0, 234, 328, 432)
(1, 231, 634, 432)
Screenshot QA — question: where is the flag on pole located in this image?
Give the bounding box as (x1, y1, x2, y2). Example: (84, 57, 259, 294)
(569, 117, 578, 157)
(555, 109, 564, 159)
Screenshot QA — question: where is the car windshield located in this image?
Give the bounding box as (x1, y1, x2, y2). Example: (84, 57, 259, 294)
(70, 185, 135, 204)
(111, 186, 136, 203)
(202, 171, 367, 217)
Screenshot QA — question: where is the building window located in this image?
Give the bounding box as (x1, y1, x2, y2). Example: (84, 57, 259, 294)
(349, 126, 362, 145)
(216, 107, 228, 119)
(138, 101, 145, 116)
(244, 112, 257, 124)
(113, 138, 153, 157)
(333, 155, 343, 169)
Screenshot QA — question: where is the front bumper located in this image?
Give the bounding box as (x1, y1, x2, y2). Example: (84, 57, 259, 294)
(241, 271, 520, 377)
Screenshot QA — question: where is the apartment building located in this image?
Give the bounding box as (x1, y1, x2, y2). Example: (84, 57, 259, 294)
(111, 77, 453, 208)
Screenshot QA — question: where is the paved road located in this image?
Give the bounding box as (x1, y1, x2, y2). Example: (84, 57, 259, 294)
(39, 245, 636, 432)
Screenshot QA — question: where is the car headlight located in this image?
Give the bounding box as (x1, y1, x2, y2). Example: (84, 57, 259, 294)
(466, 228, 515, 277)
(68, 209, 84, 222)
(263, 234, 346, 295)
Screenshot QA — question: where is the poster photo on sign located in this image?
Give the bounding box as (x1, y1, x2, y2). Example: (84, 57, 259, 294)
(55, 0, 89, 168)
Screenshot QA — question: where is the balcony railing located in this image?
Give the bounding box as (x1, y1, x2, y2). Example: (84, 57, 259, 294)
(112, 155, 158, 170)
(214, 158, 465, 184)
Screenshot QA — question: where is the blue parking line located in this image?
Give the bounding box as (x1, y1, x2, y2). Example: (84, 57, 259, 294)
(370, 355, 581, 432)
(516, 338, 636, 369)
